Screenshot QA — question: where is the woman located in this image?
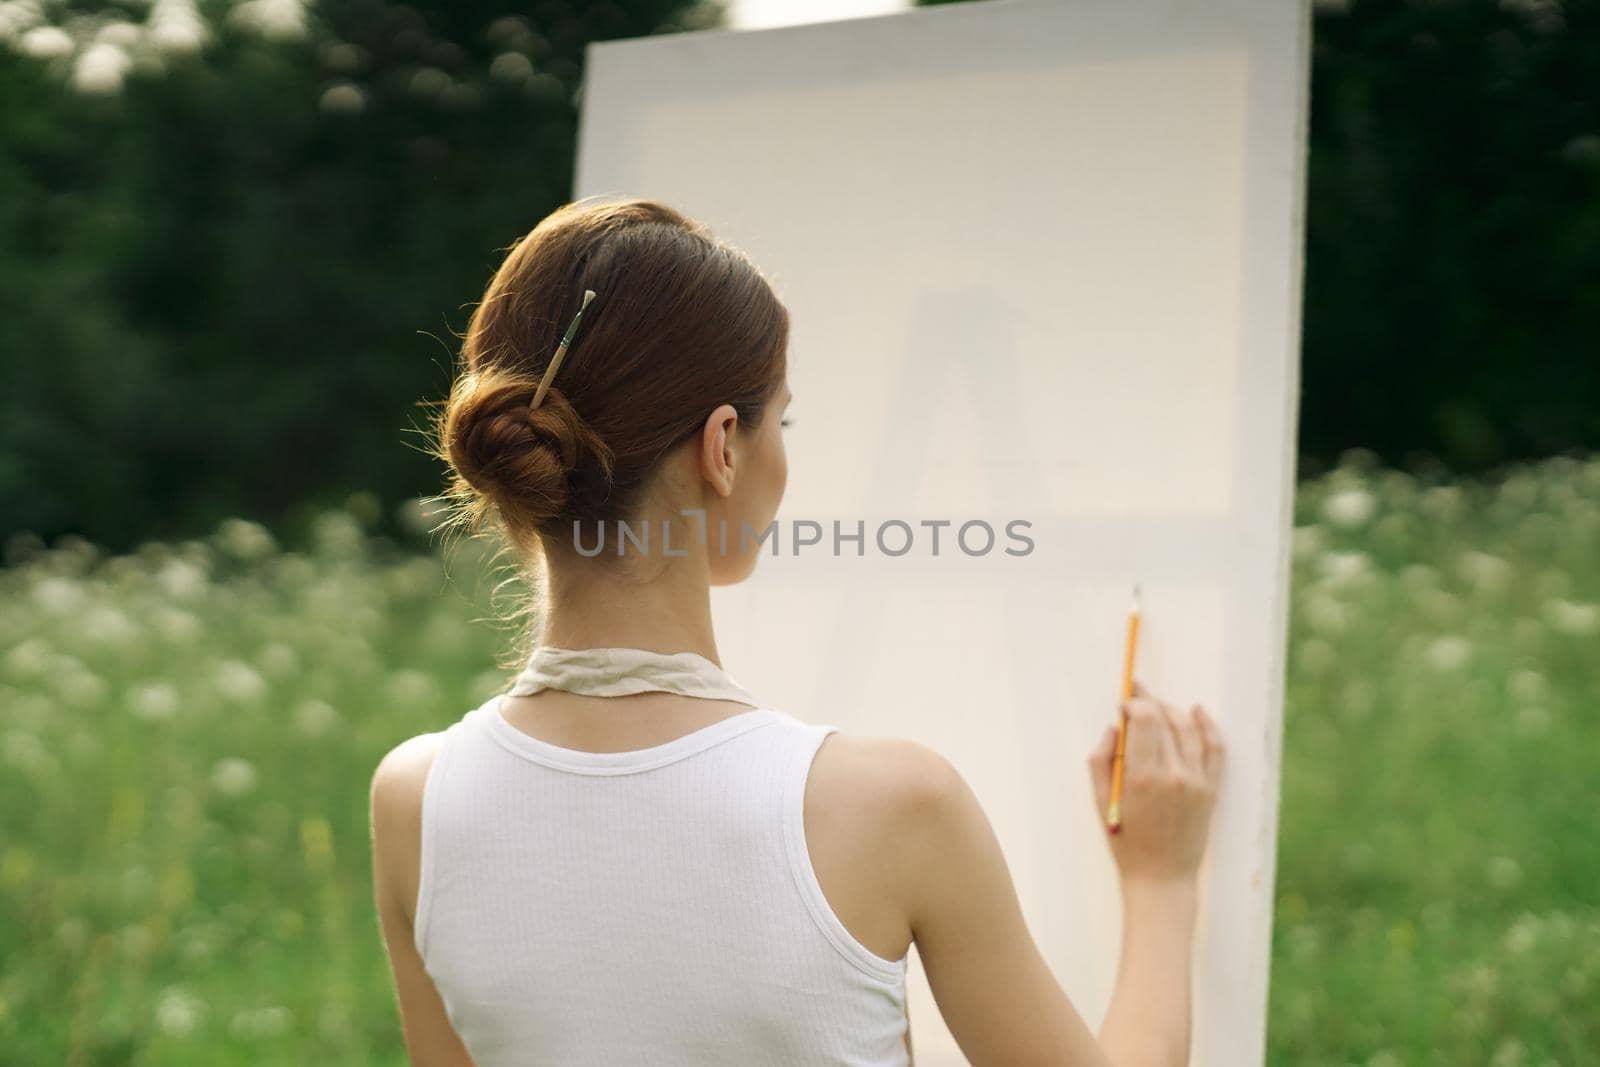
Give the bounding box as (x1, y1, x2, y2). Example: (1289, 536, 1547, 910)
(370, 196, 1225, 1066)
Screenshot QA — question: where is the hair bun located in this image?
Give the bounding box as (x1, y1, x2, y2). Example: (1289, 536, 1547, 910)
(441, 370, 614, 531)
(428, 196, 788, 547)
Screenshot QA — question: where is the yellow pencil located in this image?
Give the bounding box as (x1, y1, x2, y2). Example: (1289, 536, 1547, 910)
(1106, 582, 1141, 834)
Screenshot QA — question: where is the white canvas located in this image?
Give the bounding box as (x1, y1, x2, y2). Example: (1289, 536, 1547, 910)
(574, 1, 1311, 1062)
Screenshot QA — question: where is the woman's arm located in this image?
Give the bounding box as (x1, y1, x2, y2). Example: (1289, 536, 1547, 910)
(892, 681, 1223, 1067)
(1089, 686, 1224, 1065)
(897, 744, 1113, 1065)
(1096, 878, 1199, 1066)
(370, 733, 478, 1067)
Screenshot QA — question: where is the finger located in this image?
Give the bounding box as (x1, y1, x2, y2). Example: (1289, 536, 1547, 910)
(1088, 722, 1117, 768)
(1194, 704, 1225, 781)
(1087, 724, 1117, 806)
(1122, 695, 1173, 773)
(1166, 699, 1205, 769)
(1132, 679, 1185, 760)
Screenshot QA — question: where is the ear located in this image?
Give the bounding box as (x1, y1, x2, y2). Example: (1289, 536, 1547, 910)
(698, 403, 741, 498)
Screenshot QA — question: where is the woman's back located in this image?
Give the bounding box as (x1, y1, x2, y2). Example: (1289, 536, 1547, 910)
(378, 197, 1223, 1067)
(410, 691, 912, 1066)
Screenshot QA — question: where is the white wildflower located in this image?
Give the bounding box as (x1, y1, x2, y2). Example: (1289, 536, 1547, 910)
(1452, 961, 1499, 1010)
(227, 0, 306, 41)
(1500, 472, 1540, 509)
(1543, 599, 1599, 637)
(1297, 639, 1336, 674)
(438, 82, 481, 112)
(56, 669, 108, 708)
(155, 985, 206, 1036)
(0, 5, 46, 43)
(82, 604, 139, 647)
(1320, 487, 1377, 529)
(408, 67, 451, 98)
(152, 606, 202, 643)
(94, 19, 142, 49)
(214, 518, 277, 561)
(1457, 550, 1511, 593)
(292, 699, 340, 738)
(490, 51, 533, 86)
(230, 1005, 293, 1039)
(1288, 924, 1320, 959)
(319, 81, 366, 115)
(1424, 636, 1471, 672)
(71, 40, 131, 93)
(1490, 1037, 1526, 1067)
(384, 669, 438, 707)
(156, 559, 207, 601)
(1419, 485, 1464, 520)
(129, 681, 181, 722)
(1303, 593, 1349, 634)
(32, 576, 87, 615)
(320, 41, 367, 74)
(214, 660, 267, 703)
(1504, 914, 1540, 955)
(210, 758, 258, 797)
(256, 642, 299, 679)
(1487, 855, 1523, 890)
(310, 511, 365, 557)
(147, 0, 208, 52)
(19, 25, 74, 59)
(3, 637, 54, 679)
(1316, 550, 1370, 585)
(1290, 524, 1324, 561)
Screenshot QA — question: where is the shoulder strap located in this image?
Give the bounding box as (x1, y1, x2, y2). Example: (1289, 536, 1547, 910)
(780, 722, 906, 983)
(412, 712, 474, 960)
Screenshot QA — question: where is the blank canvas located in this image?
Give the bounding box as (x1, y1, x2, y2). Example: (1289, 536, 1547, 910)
(574, 1, 1311, 1062)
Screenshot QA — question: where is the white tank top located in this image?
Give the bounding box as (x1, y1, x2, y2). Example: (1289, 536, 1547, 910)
(413, 646, 912, 1065)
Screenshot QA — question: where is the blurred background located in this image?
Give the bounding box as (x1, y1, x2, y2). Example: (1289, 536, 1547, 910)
(1, 0, 1595, 1063)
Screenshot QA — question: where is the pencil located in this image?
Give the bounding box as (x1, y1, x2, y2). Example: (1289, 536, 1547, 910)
(1106, 582, 1141, 834)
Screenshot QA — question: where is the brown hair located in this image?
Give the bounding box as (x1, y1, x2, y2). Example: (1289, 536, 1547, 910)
(426, 196, 789, 558)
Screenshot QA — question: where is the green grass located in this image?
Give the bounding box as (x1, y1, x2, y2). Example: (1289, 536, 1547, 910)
(1272, 456, 1599, 1066)
(2, 458, 1596, 1065)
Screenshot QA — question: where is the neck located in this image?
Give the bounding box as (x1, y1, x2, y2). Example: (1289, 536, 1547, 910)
(532, 536, 723, 668)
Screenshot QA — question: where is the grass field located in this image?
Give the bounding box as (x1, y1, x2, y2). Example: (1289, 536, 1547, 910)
(2, 454, 1596, 1065)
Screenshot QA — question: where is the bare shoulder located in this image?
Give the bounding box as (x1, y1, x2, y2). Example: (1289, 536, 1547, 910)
(813, 731, 1000, 916)
(806, 732, 975, 892)
(369, 731, 449, 924)
(371, 730, 449, 813)
(800, 731, 969, 962)
(808, 731, 965, 817)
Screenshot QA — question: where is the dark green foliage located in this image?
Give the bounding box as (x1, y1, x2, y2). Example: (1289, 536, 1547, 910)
(1300, 0, 1600, 474)
(0, 1, 719, 553)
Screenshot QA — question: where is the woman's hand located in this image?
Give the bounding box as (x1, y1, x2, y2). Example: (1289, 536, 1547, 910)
(1088, 680, 1225, 886)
